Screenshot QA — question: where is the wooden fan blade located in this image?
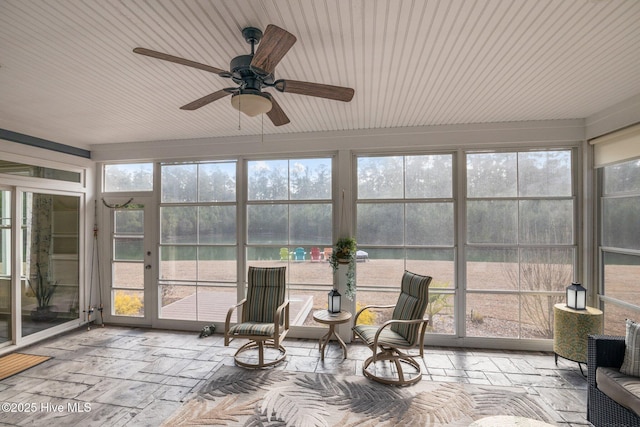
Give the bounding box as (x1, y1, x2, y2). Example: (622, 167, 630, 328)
(266, 95, 290, 126)
(275, 79, 354, 102)
(133, 47, 229, 76)
(180, 90, 231, 110)
(250, 25, 296, 75)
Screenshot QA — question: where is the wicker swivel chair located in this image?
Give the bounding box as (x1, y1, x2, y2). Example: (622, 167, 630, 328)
(224, 266, 289, 368)
(353, 270, 432, 386)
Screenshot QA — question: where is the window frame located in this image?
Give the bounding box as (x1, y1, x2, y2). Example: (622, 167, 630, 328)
(354, 151, 457, 336)
(244, 155, 335, 286)
(157, 160, 239, 321)
(463, 148, 578, 340)
(597, 159, 640, 335)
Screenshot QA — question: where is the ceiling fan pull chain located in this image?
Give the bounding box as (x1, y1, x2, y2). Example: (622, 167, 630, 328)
(238, 95, 242, 130)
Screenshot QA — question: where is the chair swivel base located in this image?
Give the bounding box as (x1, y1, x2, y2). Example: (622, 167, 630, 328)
(234, 340, 287, 369)
(362, 350, 423, 386)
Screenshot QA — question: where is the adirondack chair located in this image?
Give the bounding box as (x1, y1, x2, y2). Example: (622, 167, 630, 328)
(294, 247, 306, 261)
(310, 247, 322, 261)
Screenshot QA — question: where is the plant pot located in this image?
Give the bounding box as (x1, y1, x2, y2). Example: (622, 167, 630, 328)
(30, 306, 58, 322)
(337, 258, 351, 264)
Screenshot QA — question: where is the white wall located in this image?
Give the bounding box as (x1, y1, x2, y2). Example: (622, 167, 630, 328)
(586, 93, 640, 141)
(91, 119, 585, 162)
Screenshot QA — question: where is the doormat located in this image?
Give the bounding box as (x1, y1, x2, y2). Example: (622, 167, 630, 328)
(0, 353, 51, 381)
(164, 365, 562, 426)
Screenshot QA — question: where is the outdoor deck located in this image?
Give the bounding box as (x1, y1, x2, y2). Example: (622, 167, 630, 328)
(160, 292, 314, 325)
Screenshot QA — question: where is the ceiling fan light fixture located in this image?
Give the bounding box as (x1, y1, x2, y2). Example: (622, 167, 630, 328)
(230, 93, 272, 117)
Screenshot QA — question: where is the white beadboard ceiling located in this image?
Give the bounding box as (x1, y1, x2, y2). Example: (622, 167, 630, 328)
(0, 0, 639, 151)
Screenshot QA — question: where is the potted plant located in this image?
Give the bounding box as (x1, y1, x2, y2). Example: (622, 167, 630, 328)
(329, 237, 357, 300)
(28, 262, 58, 321)
(328, 236, 357, 267)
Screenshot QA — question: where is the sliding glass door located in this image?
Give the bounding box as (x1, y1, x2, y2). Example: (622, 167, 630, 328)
(0, 188, 81, 346)
(21, 192, 80, 337)
(0, 189, 11, 345)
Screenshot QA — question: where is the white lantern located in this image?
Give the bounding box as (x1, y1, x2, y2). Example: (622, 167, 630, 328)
(566, 282, 587, 310)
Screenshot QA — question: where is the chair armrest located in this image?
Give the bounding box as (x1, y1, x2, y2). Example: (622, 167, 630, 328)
(274, 299, 290, 329)
(224, 298, 246, 346)
(372, 317, 429, 349)
(273, 299, 290, 346)
(354, 304, 395, 324)
(587, 334, 626, 387)
(225, 299, 246, 330)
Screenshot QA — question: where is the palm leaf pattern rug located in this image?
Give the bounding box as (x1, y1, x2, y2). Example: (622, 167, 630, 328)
(163, 366, 561, 426)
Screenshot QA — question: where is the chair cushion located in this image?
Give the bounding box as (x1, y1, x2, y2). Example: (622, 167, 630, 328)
(621, 319, 640, 377)
(597, 366, 640, 416)
(229, 322, 275, 337)
(245, 267, 286, 323)
(390, 271, 432, 342)
(353, 324, 412, 348)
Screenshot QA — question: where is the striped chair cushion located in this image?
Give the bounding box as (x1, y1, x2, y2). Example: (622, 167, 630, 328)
(353, 324, 412, 348)
(621, 318, 640, 377)
(390, 271, 432, 344)
(244, 266, 287, 324)
(229, 322, 275, 337)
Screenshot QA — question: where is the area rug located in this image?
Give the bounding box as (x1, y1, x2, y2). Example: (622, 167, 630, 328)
(164, 366, 561, 427)
(0, 353, 51, 381)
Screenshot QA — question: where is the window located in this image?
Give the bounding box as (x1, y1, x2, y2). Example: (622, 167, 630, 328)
(246, 158, 333, 325)
(356, 154, 455, 335)
(0, 160, 81, 183)
(158, 161, 237, 321)
(466, 150, 575, 339)
(600, 159, 640, 335)
(104, 163, 153, 192)
(95, 146, 581, 345)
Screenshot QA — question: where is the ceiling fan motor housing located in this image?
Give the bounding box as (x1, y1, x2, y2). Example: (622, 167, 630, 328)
(230, 54, 274, 88)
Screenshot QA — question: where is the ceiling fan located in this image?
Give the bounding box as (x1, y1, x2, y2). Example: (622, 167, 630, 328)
(133, 25, 354, 126)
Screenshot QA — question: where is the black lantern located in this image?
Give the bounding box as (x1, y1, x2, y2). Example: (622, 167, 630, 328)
(328, 288, 341, 314)
(566, 282, 587, 310)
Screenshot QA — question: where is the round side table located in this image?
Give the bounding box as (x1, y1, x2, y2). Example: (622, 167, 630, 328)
(312, 310, 352, 361)
(553, 303, 603, 375)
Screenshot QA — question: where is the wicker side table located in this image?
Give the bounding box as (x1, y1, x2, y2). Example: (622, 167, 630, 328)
(553, 303, 603, 374)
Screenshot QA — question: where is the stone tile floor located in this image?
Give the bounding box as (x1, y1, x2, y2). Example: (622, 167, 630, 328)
(0, 326, 592, 426)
